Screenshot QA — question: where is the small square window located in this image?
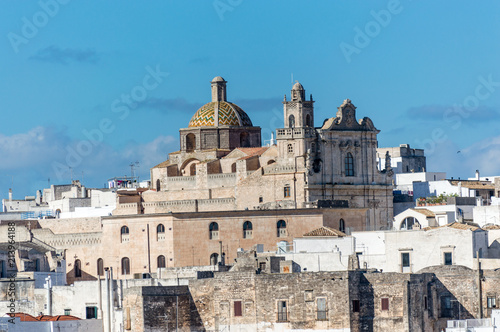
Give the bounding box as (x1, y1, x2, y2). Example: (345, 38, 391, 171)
(64, 309, 71, 316)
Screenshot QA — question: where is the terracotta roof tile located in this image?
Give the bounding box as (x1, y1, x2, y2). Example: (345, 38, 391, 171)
(483, 224, 500, 230)
(152, 160, 171, 169)
(411, 208, 435, 217)
(236, 147, 270, 160)
(303, 226, 346, 237)
(9, 313, 38, 321)
(449, 180, 495, 190)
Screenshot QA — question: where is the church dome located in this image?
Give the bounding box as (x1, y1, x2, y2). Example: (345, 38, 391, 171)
(212, 76, 226, 82)
(188, 101, 253, 127)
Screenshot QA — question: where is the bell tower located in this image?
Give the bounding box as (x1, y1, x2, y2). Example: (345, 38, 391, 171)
(277, 81, 317, 161)
(283, 82, 314, 129)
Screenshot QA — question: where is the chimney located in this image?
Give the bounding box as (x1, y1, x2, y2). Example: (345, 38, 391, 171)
(36, 190, 42, 204)
(476, 170, 480, 181)
(9, 188, 12, 202)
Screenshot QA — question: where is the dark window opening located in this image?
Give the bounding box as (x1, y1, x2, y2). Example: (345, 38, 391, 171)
(234, 301, 242, 317)
(277, 301, 287, 321)
(86, 306, 97, 319)
(345, 152, 354, 176)
(440, 296, 452, 318)
(352, 300, 360, 313)
(444, 252, 452, 266)
(74, 259, 82, 278)
(157, 255, 166, 268)
(121, 257, 130, 275)
(381, 298, 389, 311)
(284, 185, 291, 198)
(97, 258, 104, 276)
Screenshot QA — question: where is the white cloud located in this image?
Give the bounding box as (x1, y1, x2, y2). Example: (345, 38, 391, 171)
(0, 126, 177, 196)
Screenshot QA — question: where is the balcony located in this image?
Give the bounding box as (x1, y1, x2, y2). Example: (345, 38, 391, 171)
(276, 127, 316, 139)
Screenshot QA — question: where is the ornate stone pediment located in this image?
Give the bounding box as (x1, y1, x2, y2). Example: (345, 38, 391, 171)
(320, 99, 378, 132)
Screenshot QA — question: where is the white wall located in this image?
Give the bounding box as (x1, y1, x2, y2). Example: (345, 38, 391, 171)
(351, 231, 387, 270)
(474, 205, 500, 227)
(293, 237, 354, 254)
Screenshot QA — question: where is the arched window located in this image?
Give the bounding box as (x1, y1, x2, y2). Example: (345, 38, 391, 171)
(210, 253, 219, 266)
(157, 255, 166, 268)
(277, 220, 287, 237)
(267, 159, 276, 165)
(97, 258, 104, 276)
(231, 163, 237, 173)
(345, 152, 354, 177)
(339, 219, 345, 233)
(288, 115, 295, 128)
(287, 144, 293, 154)
(243, 221, 253, 239)
(157, 224, 165, 233)
(400, 217, 419, 230)
(120, 226, 129, 243)
(121, 257, 130, 275)
(209, 222, 219, 240)
(74, 259, 82, 278)
(240, 132, 250, 147)
(306, 114, 311, 127)
(156, 179, 161, 191)
(186, 133, 196, 152)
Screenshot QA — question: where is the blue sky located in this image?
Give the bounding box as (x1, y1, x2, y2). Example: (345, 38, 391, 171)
(1, 1, 499, 197)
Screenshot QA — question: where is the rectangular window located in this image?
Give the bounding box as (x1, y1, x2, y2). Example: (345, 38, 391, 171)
(64, 309, 71, 316)
(401, 252, 410, 272)
(234, 301, 242, 317)
(259, 196, 263, 203)
(440, 296, 452, 318)
(424, 296, 428, 310)
(487, 296, 496, 309)
(259, 262, 266, 271)
(352, 300, 360, 313)
(284, 185, 291, 198)
(86, 306, 97, 319)
(381, 298, 389, 311)
(277, 301, 287, 322)
(444, 252, 452, 265)
(317, 298, 327, 320)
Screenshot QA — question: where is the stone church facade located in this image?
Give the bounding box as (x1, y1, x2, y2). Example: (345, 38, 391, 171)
(115, 76, 393, 231)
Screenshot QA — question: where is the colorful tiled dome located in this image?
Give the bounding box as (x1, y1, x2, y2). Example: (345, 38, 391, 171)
(188, 101, 253, 127)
